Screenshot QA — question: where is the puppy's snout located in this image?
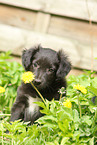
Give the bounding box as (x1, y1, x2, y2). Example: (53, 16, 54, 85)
(34, 79, 41, 85)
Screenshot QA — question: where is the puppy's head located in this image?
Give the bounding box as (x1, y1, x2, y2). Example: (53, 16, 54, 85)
(22, 45, 71, 90)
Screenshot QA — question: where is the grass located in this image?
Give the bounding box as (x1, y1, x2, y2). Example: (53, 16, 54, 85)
(0, 52, 97, 145)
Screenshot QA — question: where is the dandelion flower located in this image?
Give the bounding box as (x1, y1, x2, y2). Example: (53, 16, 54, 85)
(63, 99, 72, 108)
(0, 86, 5, 93)
(73, 84, 87, 94)
(22, 71, 35, 84)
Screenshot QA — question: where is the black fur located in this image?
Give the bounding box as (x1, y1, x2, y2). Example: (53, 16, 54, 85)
(11, 45, 71, 123)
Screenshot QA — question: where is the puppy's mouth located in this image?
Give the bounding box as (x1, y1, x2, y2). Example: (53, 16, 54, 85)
(33, 79, 43, 90)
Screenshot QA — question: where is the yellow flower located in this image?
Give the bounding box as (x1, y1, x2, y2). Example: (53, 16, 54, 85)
(0, 86, 5, 93)
(63, 99, 72, 108)
(73, 84, 87, 94)
(21, 71, 35, 84)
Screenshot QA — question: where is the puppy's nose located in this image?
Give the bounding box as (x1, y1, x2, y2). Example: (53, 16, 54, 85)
(34, 79, 41, 85)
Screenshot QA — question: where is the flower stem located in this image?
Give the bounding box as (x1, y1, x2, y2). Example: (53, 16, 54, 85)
(12, 138, 13, 145)
(0, 114, 11, 116)
(2, 134, 3, 145)
(31, 82, 46, 104)
(60, 94, 62, 100)
(1, 123, 4, 145)
(78, 94, 82, 118)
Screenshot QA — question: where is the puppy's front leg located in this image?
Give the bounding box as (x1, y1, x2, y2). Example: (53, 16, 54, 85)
(10, 102, 25, 122)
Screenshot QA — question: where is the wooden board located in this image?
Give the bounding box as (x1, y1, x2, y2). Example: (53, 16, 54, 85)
(0, 23, 97, 71)
(48, 15, 97, 41)
(34, 12, 51, 33)
(0, 5, 51, 33)
(1, 5, 97, 41)
(1, 0, 97, 22)
(0, 5, 37, 30)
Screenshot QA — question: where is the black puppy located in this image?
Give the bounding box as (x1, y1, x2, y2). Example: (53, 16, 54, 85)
(10, 45, 71, 123)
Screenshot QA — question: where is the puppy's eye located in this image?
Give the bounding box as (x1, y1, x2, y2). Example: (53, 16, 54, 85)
(47, 68, 54, 73)
(49, 68, 54, 72)
(33, 62, 38, 68)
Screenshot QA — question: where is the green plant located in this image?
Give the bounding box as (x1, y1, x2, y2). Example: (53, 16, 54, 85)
(0, 52, 97, 145)
(0, 51, 24, 116)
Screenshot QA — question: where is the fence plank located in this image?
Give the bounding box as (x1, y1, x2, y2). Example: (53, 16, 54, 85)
(34, 12, 51, 33)
(1, 0, 97, 22)
(0, 24, 97, 71)
(48, 16, 97, 40)
(0, 5, 37, 30)
(0, 5, 50, 33)
(1, 5, 97, 42)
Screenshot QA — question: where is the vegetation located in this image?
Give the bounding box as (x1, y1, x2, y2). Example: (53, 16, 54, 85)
(0, 52, 97, 145)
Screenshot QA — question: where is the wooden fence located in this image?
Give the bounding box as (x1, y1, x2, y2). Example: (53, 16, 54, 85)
(0, 0, 97, 71)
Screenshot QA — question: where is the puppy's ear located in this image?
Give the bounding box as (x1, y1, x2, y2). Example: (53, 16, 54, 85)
(56, 50, 71, 78)
(22, 46, 40, 70)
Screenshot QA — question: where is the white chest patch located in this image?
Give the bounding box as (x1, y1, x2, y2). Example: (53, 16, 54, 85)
(27, 96, 41, 115)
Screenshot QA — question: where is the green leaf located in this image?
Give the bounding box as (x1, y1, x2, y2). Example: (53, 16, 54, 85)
(87, 86, 97, 95)
(46, 143, 55, 145)
(36, 115, 58, 129)
(89, 137, 94, 145)
(46, 141, 59, 145)
(81, 116, 92, 126)
(61, 137, 69, 145)
(73, 109, 79, 122)
(57, 108, 73, 121)
(34, 101, 45, 108)
(92, 77, 97, 87)
(58, 120, 69, 133)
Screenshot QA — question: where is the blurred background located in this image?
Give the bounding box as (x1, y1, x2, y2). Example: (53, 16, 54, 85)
(0, 0, 97, 75)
